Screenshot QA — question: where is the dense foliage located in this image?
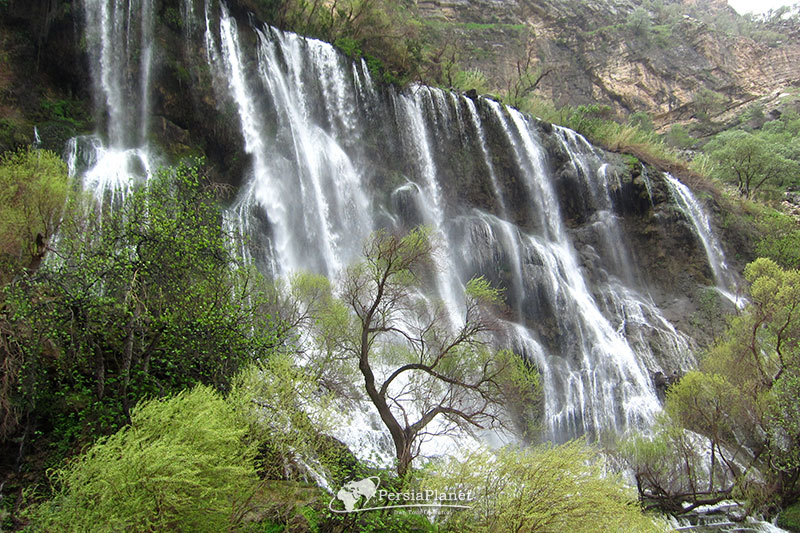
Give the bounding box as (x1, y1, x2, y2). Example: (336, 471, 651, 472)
(623, 258, 800, 514)
(0, 148, 69, 282)
(421, 440, 665, 532)
(25, 381, 663, 533)
(0, 158, 281, 520)
(29, 385, 261, 532)
(705, 126, 800, 199)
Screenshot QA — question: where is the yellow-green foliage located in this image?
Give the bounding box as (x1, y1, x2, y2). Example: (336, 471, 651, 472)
(518, 99, 687, 171)
(230, 354, 342, 478)
(618, 414, 712, 508)
(419, 441, 666, 533)
(665, 258, 800, 509)
(666, 371, 739, 439)
(30, 385, 260, 532)
(452, 68, 490, 94)
(465, 275, 504, 304)
(0, 147, 68, 276)
(705, 130, 800, 198)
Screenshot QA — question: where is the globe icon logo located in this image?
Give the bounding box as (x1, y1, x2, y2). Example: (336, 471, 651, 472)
(332, 476, 381, 512)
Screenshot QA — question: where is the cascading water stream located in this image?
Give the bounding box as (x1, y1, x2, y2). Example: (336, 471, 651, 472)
(664, 174, 742, 307)
(69, 0, 156, 200)
(207, 6, 375, 277)
(393, 87, 470, 325)
(553, 126, 636, 283)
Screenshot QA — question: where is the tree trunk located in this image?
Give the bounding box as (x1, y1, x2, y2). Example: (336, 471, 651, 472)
(120, 305, 140, 419)
(94, 343, 104, 400)
(396, 432, 413, 477)
(358, 307, 411, 476)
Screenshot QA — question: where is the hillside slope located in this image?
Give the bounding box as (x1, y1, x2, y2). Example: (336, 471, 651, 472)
(417, 0, 800, 127)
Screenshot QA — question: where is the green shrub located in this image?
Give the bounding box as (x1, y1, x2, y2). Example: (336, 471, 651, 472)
(563, 104, 613, 137)
(452, 68, 489, 94)
(420, 441, 665, 532)
(778, 501, 800, 531)
(662, 259, 800, 511)
(663, 124, 696, 149)
(705, 129, 799, 198)
(30, 385, 260, 532)
(334, 36, 361, 58)
(628, 111, 654, 132)
(39, 98, 88, 129)
(0, 118, 32, 152)
(0, 160, 280, 456)
(756, 210, 800, 269)
(693, 87, 727, 121)
(0, 147, 69, 279)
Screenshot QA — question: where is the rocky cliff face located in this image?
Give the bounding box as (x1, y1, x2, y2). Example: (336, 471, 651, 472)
(5, 0, 798, 152)
(0, 1, 89, 153)
(0, 0, 748, 445)
(417, 0, 800, 127)
(0, 0, 745, 309)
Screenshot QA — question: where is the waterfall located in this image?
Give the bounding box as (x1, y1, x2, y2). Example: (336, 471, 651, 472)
(553, 126, 636, 283)
(200, 5, 695, 443)
(67, 0, 157, 199)
(70, 0, 731, 462)
(664, 174, 742, 306)
(206, 7, 374, 277)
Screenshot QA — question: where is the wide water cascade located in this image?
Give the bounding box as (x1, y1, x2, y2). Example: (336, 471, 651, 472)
(68, 0, 738, 461)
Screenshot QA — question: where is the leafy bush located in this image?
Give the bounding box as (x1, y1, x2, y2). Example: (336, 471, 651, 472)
(452, 68, 490, 94)
(334, 36, 361, 58)
(29, 385, 260, 532)
(618, 415, 724, 514)
(628, 111, 654, 132)
(705, 129, 800, 198)
(755, 211, 800, 269)
(420, 441, 665, 532)
(663, 124, 696, 149)
(1, 160, 280, 456)
(665, 258, 800, 511)
(39, 98, 88, 129)
(778, 498, 800, 531)
(562, 104, 613, 137)
(0, 147, 69, 280)
(626, 7, 652, 38)
(693, 88, 727, 121)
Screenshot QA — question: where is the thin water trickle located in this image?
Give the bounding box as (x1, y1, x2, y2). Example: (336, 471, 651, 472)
(665, 174, 741, 307)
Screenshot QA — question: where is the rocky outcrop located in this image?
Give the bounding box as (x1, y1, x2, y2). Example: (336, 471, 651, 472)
(0, 1, 90, 152)
(6, 0, 798, 158)
(417, 0, 800, 128)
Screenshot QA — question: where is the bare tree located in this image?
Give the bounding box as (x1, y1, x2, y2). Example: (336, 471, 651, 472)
(317, 227, 540, 475)
(504, 34, 552, 107)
